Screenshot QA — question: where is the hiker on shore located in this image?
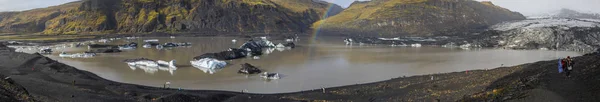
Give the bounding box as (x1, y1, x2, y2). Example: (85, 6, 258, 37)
(565, 56, 574, 77)
(560, 58, 567, 76)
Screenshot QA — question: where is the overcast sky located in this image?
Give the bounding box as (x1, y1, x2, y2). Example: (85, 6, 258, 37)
(475, 0, 600, 16)
(1, 0, 599, 16)
(0, 0, 77, 12)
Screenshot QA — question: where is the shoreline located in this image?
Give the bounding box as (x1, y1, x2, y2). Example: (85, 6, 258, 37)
(0, 32, 310, 46)
(0, 48, 520, 101)
(1, 38, 599, 101)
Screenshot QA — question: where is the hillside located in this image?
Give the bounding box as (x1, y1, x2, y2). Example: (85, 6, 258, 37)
(0, 0, 343, 35)
(313, 0, 526, 37)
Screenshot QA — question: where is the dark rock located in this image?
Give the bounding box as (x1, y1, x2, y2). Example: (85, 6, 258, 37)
(194, 53, 220, 60)
(284, 42, 296, 48)
(0, 43, 14, 52)
(194, 48, 247, 60)
(122, 58, 154, 63)
(0, 74, 35, 102)
(238, 63, 261, 74)
(125, 42, 137, 47)
(39, 48, 53, 54)
(144, 42, 160, 46)
(163, 43, 178, 47)
(240, 40, 263, 56)
(118, 42, 138, 48)
(176, 42, 192, 46)
(88, 48, 121, 53)
(88, 44, 118, 49)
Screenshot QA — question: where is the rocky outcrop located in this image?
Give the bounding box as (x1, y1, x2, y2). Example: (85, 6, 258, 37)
(0, 74, 36, 102)
(0, 0, 343, 34)
(313, 0, 525, 37)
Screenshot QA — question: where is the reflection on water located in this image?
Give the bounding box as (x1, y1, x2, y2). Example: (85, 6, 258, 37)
(44, 37, 582, 93)
(128, 65, 177, 75)
(195, 67, 222, 74)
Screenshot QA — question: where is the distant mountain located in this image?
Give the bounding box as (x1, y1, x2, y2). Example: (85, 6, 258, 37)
(313, 0, 526, 37)
(0, 0, 344, 34)
(553, 9, 600, 19)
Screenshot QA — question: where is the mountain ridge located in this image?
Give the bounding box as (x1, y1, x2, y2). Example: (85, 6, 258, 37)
(0, 0, 344, 35)
(313, 0, 526, 37)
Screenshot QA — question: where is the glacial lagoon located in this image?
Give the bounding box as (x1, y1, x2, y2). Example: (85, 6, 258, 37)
(39, 37, 581, 93)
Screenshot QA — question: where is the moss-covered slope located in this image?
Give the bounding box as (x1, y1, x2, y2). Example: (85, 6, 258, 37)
(313, 0, 525, 36)
(0, 0, 343, 35)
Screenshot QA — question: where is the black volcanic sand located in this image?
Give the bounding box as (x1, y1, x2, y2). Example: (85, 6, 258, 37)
(1, 44, 599, 101)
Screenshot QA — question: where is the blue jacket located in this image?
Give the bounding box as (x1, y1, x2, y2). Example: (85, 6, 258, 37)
(558, 58, 564, 73)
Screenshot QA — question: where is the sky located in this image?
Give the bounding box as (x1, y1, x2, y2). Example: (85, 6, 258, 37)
(1, 0, 600, 16)
(0, 0, 77, 12)
(474, 0, 600, 16)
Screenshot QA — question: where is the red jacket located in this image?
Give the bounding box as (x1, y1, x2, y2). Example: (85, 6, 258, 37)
(561, 59, 567, 68)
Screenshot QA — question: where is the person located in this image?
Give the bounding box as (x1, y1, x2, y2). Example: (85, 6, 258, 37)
(558, 58, 564, 73)
(561, 58, 568, 77)
(565, 56, 574, 77)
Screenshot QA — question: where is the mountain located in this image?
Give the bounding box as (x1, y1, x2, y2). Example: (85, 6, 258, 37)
(529, 8, 600, 19)
(0, 0, 344, 34)
(313, 0, 526, 37)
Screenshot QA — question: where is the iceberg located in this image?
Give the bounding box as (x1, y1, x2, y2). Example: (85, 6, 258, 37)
(190, 58, 227, 69)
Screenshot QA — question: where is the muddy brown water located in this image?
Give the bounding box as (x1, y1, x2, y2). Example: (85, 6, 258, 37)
(32, 37, 580, 93)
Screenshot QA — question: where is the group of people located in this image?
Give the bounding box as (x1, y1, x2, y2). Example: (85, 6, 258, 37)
(559, 56, 574, 77)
